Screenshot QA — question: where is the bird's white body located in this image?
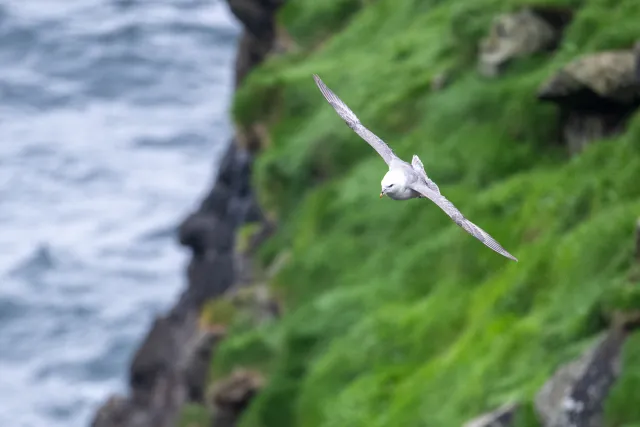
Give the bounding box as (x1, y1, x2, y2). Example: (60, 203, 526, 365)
(312, 74, 518, 262)
(381, 168, 420, 200)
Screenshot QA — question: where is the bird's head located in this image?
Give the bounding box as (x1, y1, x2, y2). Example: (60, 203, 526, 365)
(380, 169, 405, 198)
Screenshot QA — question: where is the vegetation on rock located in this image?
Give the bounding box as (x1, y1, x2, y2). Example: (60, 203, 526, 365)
(209, 0, 640, 425)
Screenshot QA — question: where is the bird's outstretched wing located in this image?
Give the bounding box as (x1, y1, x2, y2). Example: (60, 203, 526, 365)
(313, 74, 399, 166)
(411, 155, 440, 194)
(409, 181, 518, 262)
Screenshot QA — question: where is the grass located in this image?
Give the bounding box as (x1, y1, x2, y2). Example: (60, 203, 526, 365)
(205, 0, 640, 426)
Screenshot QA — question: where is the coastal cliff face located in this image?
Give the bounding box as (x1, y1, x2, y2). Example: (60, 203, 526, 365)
(94, 0, 640, 426)
(90, 1, 282, 426)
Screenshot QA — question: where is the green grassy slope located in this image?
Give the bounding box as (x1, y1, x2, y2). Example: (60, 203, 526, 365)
(211, 0, 640, 426)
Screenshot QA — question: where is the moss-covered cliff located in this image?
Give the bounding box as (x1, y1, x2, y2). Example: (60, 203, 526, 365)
(202, 0, 640, 426)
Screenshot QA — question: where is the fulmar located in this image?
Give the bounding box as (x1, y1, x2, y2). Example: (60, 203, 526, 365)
(312, 74, 518, 262)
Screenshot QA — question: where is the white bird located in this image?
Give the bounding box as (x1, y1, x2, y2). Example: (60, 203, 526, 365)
(312, 74, 518, 262)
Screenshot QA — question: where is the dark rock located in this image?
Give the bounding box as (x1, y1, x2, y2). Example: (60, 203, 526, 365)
(564, 109, 629, 155)
(183, 328, 227, 403)
(230, 149, 253, 197)
(227, 0, 284, 40)
(91, 396, 134, 427)
(534, 330, 627, 427)
(214, 142, 252, 192)
(186, 253, 235, 309)
(210, 370, 265, 427)
(235, 31, 274, 87)
(539, 51, 639, 106)
(91, 313, 195, 427)
(241, 196, 266, 225)
(229, 0, 286, 87)
(528, 6, 574, 34)
(479, 7, 572, 77)
(538, 50, 640, 154)
(129, 316, 179, 400)
(213, 142, 240, 188)
(464, 402, 519, 427)
(179, 214, 235, 256)
(227, 198, 257, 228)
(199, 181, 233, 219)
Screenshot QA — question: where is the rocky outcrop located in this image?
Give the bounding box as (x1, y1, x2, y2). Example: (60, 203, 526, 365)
(534, 330, 628, 427)
(92, 311, 198, 427)
(538, 49, 640, 154)
(478, 6, 573, 77)
(89, 0, 284, 426)
(532, 224, 640, 427)
(209, 370, 264, 427)
(184, 328, 228, 403)
(229, 0, 287, 86)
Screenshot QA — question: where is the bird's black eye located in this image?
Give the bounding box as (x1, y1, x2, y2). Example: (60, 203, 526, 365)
(388, 184, 394, 188)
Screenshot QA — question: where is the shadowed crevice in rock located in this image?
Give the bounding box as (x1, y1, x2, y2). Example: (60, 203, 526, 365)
(527, 6, 574, 37)
(538, 49, 640, 154)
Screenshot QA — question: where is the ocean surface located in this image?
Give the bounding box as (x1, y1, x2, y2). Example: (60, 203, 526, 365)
(0, 1, 239, 426)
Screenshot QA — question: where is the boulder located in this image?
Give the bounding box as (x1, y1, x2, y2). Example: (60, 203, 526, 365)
(538, 50, 640, 154)
(479, 7, 572, 77)
(539, 51, 639, 106)
(534, 330, 626, 427)
(210, 370, 265, 427)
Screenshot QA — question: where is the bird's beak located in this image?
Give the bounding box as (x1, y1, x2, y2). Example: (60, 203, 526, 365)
(379, 191, 385, 198)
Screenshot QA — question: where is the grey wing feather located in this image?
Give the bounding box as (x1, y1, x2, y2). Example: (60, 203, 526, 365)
(409, 182, 518, 262)
(411, 155, 440, 194)
(313, 74, 399, 166)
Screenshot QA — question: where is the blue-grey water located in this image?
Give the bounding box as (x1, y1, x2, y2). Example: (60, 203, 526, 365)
(0, 1, 239, 426)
